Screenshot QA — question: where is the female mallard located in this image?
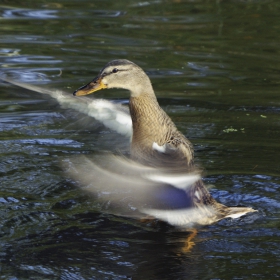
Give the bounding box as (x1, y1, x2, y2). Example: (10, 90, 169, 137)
(73, 59, 256, 227)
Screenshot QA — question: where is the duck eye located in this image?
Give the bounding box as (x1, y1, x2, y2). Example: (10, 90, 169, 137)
(112, 68, 118, 73)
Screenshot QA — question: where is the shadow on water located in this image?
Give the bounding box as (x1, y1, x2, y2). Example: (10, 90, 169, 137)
(1, 0, 280, 279)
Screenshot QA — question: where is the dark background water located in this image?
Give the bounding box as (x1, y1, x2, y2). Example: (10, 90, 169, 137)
(0, 0, 280, 279)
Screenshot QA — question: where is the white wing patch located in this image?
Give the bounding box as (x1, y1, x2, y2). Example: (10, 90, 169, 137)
(194, 191, 200, 200)
(141, 207, 213, 228)
(152, 142, 166, 153)
(145, 173, 200, 190)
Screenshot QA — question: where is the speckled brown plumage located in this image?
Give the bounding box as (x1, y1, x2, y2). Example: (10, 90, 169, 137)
(129, 93, 194, 167)
(129, 91, 232, 221)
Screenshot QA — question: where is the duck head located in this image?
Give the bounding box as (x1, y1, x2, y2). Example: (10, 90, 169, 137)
(73, 59, 153, 98)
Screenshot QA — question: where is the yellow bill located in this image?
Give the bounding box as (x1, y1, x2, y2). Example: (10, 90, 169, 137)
(73, 77, 107, 96)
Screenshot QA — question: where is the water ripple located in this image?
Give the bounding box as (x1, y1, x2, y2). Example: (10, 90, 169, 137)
(1, 8, 58, 19)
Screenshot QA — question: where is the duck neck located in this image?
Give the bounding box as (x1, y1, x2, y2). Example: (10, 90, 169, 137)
(129, 91, 173, 154)
(129, 92, 162, 126)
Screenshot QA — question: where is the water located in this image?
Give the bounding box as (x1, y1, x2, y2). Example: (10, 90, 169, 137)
(1, 0, 280, 279)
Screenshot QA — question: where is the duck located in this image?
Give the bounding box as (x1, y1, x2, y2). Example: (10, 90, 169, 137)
(72, 59, 256, 228)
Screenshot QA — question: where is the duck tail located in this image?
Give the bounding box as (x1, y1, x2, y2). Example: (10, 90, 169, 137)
(225, 206, 257, 219)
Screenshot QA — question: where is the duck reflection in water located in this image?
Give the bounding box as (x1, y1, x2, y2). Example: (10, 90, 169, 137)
(69, 59, 256, 251)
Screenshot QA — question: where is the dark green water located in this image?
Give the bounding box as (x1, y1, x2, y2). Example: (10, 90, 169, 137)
(1, 1, 280, 279)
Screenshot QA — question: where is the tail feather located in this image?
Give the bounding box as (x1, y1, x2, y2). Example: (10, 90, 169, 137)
(225, 206, 257, 219)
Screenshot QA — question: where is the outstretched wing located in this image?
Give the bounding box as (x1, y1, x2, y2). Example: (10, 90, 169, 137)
(1, 76, 132, 137)
(63, 153, 215, 228)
